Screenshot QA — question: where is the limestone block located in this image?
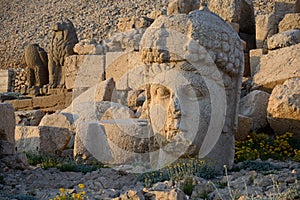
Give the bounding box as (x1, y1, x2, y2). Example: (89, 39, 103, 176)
(7, 99, 33, 111)
(0, 69, 14, 93)
(253, 43, 300, 91)
(73, 39, 105, 55)
(15, 126, 71, 155)
(32, 94, 65, 110)
(64, 55, 105, 90)
(249, 49, 266, 77)
(274, 0, 297, 23)
(236, 115, 253, 141)
(255, 14, 277, 49)
(15, 110, 45, 126)
(267, 78, 300, 135)
(239, 90, 270, 131)
(267, 29, 300, 50)
(208, 0, 241, 23)
(106, 52, 126, 70)
(278, 13, 300, 32)
(167, 0, 200, 15)
(0, 103, 16, 156)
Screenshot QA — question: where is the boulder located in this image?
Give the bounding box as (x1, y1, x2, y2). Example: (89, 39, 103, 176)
(64, 55, 105, 91)
(255, 14, 277, 49)
(39, 112, 71, 129)
(267, 29, 300, 50)
(267, 78, 300, 135)
(15, 126, 71, 155)
(239, 90, 270, 131)
(253, 43, 300, 91)
(237, 115, 253, 141)
(0, 153, 29, 170)
(278, 13, 300, 32)
(15, 110, 45, 126)
(73, 39, 106, 55)
(167, 0, 200, 15)
(145, 189, 187, 200)
(0, 103, 16, 156)
(208, 0, 241, 23)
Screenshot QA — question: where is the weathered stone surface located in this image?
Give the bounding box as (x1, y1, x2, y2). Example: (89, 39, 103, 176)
(64, 55, 105, 90)
(0, 69, 14, 93)
(267, 29, 300, 50)
(267, 78, 300, 135)
(39, 113, 71, 129)
(24, 44, 49, 88)
(32, 94, 66, 111)
(296, 0, 300, 12)
(117, 16, 154, 32)
(239, 90, 270, 131)
(237, 115, 253, 141)
(253, 43, 300, 91)
(15, 110, 45, 126)
(249, 49, 267, 77)
(0, 103, 16, 156)
(278, 13, 300, 32)
(7, 99, 33, 111)
(167, 0, 200, 15)
(255, 14, 277, 49)
(274, 0, 298, 22)
(48, 18, 78, 88)
(145, 189, 187, 200)
(15, 126, 71, 155)
(0, 153, 29, 170)
(208, 0, 241, 23)
(73, 39, 106, 55)
(73, 102, 135, 163)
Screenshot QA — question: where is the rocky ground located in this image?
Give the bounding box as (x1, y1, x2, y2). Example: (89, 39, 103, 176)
(0, 0, 275, 70)
(0, 159, 299, 199)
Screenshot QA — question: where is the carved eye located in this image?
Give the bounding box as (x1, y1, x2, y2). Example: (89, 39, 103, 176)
(156, 87, 170, 99)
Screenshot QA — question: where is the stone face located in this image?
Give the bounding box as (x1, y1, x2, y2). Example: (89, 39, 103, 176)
(239, 90, 270, 131)
(0, 103, 16, 156)
(255, 14, 277, 49)
(253, 43, 300, 91)
(15, 126, 71, 155)
(167, 0, 200, 15)
(267, 78, 300, 135)
(64, 55, 105, 90)
(73, 39, 105, 55)
(48, 18, 78, 88)
(0, 69, 14, 93)
(278, 13, 300, 32)
(208, 0, 241, 23)
(267, 29, 300, 50)
(24, 44, 49, 88)
(236, 115, 253, 141)
(15, 110, 45, 126)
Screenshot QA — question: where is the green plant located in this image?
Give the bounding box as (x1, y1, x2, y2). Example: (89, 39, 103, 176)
(180, 176, 196, 196)
(139, 158, 216, 188)
(51, 184, 88, 200)
(25, 153, 103, 173)
(235, 132, 300, 163)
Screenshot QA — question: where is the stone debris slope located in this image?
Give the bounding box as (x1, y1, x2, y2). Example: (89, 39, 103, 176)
(0, 0, 274, 70)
